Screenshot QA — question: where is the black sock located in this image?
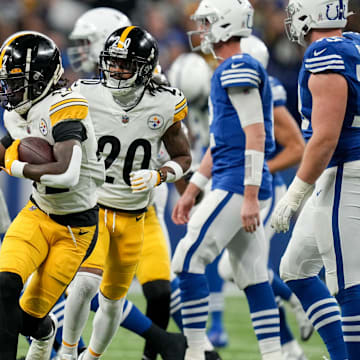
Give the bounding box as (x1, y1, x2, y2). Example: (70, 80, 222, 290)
(142, 280, 171, 359)
(0, 272, 23, 360)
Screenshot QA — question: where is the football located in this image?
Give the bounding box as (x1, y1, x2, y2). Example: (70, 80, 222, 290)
(18, 137, 55, 164)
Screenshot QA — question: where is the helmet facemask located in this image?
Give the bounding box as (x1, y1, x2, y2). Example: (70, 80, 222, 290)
(188, 15, 218, 57)
(100, 49, 152, 109)
(285, 2, 311, 47)
(67, 38, 96, 73)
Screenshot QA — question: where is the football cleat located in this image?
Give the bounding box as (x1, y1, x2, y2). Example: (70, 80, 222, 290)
(207, 328, 229, 348)
(185, 348, 205, 360)
(205, 350, 222, 360)
(282, 339, 308, 360)
(25, 313, 58, 360)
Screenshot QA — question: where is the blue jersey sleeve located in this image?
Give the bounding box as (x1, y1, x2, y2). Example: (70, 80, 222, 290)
(304, 38, 345, 74)
(219, 55, 261, 89)
(270, 76, 287, 107)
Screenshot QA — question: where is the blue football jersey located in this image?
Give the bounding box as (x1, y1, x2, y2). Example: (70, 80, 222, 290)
(269, 76, 287, 187)
(299, 32, 360, 167)
(209, 53, 275, 200)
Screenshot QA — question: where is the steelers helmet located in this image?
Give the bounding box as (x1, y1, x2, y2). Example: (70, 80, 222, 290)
(0, 31, 64, 114)
(99, 26, 158, 99)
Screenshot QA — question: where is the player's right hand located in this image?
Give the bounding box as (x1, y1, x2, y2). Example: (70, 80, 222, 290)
(172, 193, 195, 225)
(3, 139, 20, 176)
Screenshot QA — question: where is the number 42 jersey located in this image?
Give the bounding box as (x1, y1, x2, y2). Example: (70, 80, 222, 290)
(72, 80, 188, 211)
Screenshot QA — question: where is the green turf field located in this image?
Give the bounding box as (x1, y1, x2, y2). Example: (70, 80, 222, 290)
(17, 294, 329, 359)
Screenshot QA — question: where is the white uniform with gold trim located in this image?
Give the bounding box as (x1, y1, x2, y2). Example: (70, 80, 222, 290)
(72, 80, 188, 211)
(3, 89, 105, 215)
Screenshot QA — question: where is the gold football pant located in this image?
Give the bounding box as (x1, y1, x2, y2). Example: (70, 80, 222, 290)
(0, 200, 97, 318)
(82, 206, 145, 300)
(136, 205, 171, 284)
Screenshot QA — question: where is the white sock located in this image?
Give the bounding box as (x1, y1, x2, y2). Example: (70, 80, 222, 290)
(262, 350, 284, 360)
(87, 293, 125, 356)
(184, 328, 207, 351)
(61, 272, 101, 357)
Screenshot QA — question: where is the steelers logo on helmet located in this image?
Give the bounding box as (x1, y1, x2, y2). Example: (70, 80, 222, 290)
(99, 26, 159, 109)
(148, 114, 164, 130)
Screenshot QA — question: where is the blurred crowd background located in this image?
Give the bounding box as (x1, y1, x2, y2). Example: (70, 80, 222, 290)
(1, 0, 360, 118)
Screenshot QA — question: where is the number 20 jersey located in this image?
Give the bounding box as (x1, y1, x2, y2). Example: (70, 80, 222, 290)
(72, 80, 188, 211)
(299, 32, 360, 167)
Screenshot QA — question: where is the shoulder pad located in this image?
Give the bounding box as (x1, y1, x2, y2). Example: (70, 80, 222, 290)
(49, 90, 88, 127)
(304, 39, 345, 74)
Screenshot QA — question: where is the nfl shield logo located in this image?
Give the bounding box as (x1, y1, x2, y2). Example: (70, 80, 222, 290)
(122, 114, 130, 125)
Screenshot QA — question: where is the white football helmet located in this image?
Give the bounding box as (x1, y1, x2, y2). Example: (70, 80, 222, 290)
(68, 7, 131, 73)
(188, 0, 254, 57)
(285, 0, 350, 47)
(241, 35, 269, 69)
(167, 53, 212, 105)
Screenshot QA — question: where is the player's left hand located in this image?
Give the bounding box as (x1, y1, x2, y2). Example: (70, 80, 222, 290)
(130, 170, 160, 193)
(3, 139, 20, 176)
(241, 197, 261, 233)
(271, 176, 314, 233)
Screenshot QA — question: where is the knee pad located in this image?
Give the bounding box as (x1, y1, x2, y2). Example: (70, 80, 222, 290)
(99, 292, 124, 319)
(142, 280, 171, 303)
(72, 272, 101, 301)
(218, 250, 234, 282)
(0, 272, 23, 302)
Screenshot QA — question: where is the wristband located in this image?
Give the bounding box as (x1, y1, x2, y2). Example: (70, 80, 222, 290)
(244, 149, 264, 186)
(162, 160, 184, 182)
(288, 176, 314, 199)
(190, 171, 209, 191)
(11, 160, 27, 178)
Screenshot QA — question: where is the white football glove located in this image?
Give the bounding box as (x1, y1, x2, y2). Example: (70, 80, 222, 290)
(271, 176, 314, 233)
(130, 170, 160, 193)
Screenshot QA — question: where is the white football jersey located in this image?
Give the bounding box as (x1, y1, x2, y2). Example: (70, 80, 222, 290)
(72, 80, 188, 211)
(4, 89, 105, 215)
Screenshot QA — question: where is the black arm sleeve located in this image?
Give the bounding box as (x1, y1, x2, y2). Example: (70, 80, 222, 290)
(0, 132, 14, 149)
(52, 121, 88, 143)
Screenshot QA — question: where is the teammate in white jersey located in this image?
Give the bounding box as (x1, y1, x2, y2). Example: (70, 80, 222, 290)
(271, 0, 360, 359)
(60, 26, 191, 360)
(0, 31, 104, 360)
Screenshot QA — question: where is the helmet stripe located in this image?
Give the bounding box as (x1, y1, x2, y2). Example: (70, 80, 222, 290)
(0, 33, 31, 70)
(117, 26, 136, 48)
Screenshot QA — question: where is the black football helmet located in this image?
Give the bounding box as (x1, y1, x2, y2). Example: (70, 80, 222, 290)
(99, 26, 158, 107)
(0, 31, 64, 114)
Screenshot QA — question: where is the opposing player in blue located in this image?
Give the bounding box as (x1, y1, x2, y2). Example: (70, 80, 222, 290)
(219, 35, 310, 360)
(172, 1, 282, 359)
(272, 0, 360, 359)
